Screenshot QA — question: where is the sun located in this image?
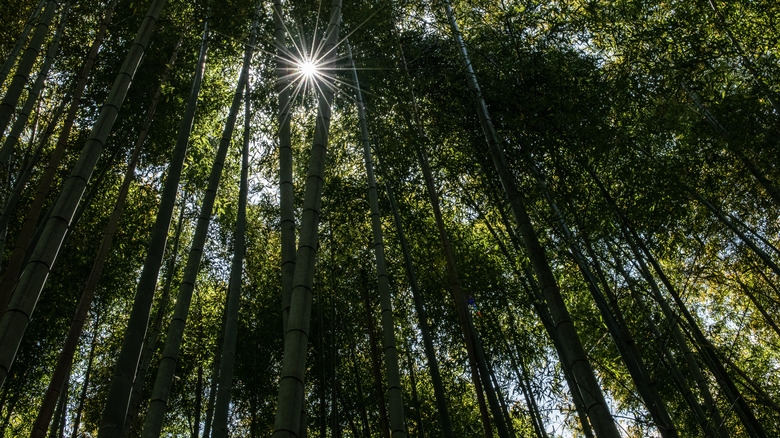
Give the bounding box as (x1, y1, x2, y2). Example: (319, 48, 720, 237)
(298, 60, 318, 78)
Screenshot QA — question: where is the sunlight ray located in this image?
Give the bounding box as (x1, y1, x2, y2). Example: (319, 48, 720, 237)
(273, 7, 309, 71)
(311, 79, 329, 106)
(286, 77, 308, 111)
(267, 0, 394, 121)
(310, 0, 324, 64)
(312, 6, 384, 69)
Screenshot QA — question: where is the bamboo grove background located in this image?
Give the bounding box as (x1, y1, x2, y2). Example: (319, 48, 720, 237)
(0, 0, 778, 436)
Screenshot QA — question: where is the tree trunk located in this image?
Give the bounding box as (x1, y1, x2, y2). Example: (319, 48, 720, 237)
(192, 341, 203, 438)
(0, 0, 119, 305)
(441, 4, 621, 437)
(457, 192, 548, 438)
(579, 228, 682, 436)
(501, 332, 547, 438)
(340, 389, 361, 438)
(272, 0, 342, 435)
(210, 71, 252, 438)
(30, 36, 181, 438)
(484, 187, 597, 438)
(721, 354, 780, 416)
(0, 1, 70, 166)
(328, 303, 339, 438)
(639, 238, 767, 438)
(581, 160, 732, 437)
(0, 0, 59, 141)
(731, 149, 780, 208)
(0, 0, 166, 395)
(317, 297, 327, 438)
(250, 393, 257, 438)
(483, 353, 515, 438)
(346, 39, 407, 438)
(141, 17, 255, 437)
(609, 233, 731, 438)
(0, 392, 17, 438)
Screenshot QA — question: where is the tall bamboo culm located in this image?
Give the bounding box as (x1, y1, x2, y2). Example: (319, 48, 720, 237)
(346, 39, 407, 438)
(210, 73, 252, 438)
(140, 16, 256, 438)
(272, 0, 342, 435)
(95, 13, 211, 438)
(0, 0, 167, 393)
(441, 1, 621, 437)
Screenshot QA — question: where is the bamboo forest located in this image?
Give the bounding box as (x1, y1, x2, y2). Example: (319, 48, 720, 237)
(1, 0, 779, 436)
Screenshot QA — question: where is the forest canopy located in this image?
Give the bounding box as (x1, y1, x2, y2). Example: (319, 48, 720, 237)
(0, 0, 778, 437)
